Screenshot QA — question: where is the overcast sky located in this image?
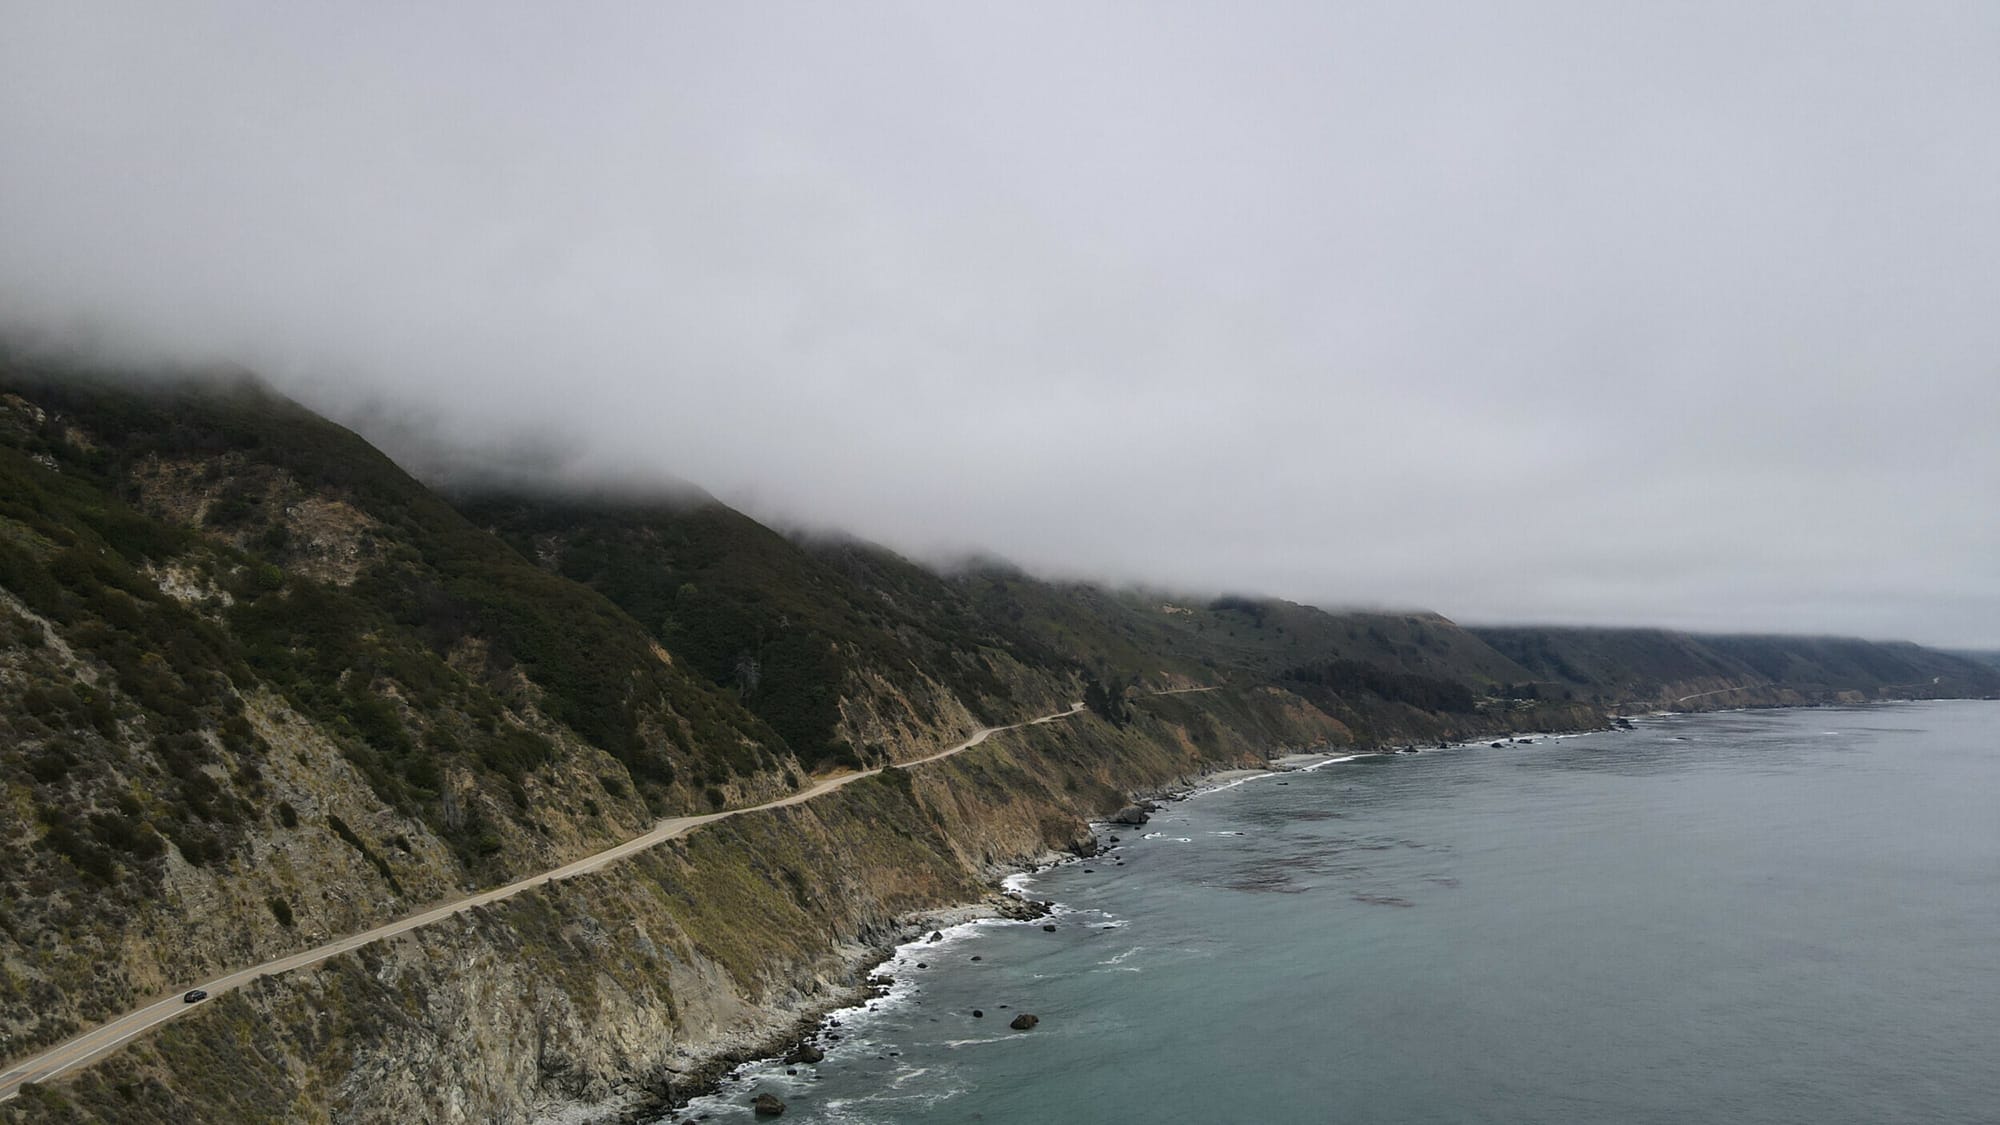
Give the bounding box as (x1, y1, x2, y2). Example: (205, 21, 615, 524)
(4, 3, 1998, 646)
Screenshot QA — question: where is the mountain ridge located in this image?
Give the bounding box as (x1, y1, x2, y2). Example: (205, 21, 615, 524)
(2, 358, 1993, 1123)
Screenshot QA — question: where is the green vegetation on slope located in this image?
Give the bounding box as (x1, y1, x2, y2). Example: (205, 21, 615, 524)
(459, 494, 1074, 769)
(1471, 625, 2000, 705)
(0, 362, 801, 1060)
(955, 573, 1536, 688)
(3, 366, 794, 817)
(4, 353, 1995, 1112)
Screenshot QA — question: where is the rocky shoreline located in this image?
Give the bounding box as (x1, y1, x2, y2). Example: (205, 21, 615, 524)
(618, 721, 1640, 1121)
(601, 892, 1054, 1124)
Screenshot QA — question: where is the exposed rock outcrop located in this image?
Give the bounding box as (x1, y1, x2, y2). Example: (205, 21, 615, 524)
(4, 685, 1356, 1124)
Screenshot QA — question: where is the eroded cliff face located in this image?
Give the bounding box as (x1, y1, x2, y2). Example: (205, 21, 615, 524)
(833, 646, 1074, 765)
(0, 377, 812, 1071)
(2, 688, 1354, 1125)
(8, 365, 1994, 1125)
(0, 589, 669, 1068)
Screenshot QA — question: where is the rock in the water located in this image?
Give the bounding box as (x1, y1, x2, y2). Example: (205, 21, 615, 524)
(753, 1092, 787, 1117)
(928, 931, 943, 943)
(972, 1009, 984, 1018)
(1042, 923, 1058, 932)
(787, 1043, 824, 1064)
(1110, 805, 1151, 826)
(916, 961, 928, 969)
(970, 955, 982, 962)
(1009, 1013, 1040, 1030)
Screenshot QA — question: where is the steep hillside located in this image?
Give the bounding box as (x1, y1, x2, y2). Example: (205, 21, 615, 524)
(1950, 649, 2000, 673)
(0, 364, 806, 1066)
(1470, 625, 2000, 709)
(2, 686, 1351, 1125)
(456, 500, 1563, 765)
(456, 494, 1076, 769)
(4, 357, 1995, 1123)
(952, 570, 1535, 687)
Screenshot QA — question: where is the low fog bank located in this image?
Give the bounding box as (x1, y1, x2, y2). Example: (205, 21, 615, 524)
(4, 4, 1997, 647)
(6, 332, 1996, 649)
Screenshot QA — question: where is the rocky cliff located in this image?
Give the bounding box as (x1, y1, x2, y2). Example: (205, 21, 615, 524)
(3, 359, 1992, 1124)
(4, 687, 1352, 1124)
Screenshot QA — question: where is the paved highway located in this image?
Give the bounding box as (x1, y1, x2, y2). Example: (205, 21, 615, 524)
(0, 698, 1109, 1100)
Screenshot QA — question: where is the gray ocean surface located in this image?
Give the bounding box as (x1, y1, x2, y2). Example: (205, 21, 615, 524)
(668, 702, 2000, 1124)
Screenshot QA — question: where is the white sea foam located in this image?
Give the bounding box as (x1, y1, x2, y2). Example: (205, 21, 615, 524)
(817, 1079, 972, 1125)
(1048, 892, 1128, 920)
(1189, 751, 1369, 796)
(677, 729, 1565, 1120)
(675, 898, 1049, 1120)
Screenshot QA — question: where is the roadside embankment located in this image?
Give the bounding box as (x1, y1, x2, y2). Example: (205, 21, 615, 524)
(0, 686, 1348, 1125)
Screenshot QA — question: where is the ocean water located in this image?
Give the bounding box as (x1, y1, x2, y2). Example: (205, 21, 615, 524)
(667, 702, 2000, 1124)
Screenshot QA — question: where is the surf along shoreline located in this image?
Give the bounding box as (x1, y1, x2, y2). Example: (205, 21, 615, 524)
(625, 720, 1626, 1122)
(633, 699, 1978, 1121)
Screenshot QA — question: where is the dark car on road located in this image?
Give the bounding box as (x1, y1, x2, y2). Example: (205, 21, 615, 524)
(182, 989, 207, 1003)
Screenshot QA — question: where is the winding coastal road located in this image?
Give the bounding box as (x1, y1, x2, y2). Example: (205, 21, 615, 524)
(1673, 686, 1749, 704)
(0, 698, 1119, 1101)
